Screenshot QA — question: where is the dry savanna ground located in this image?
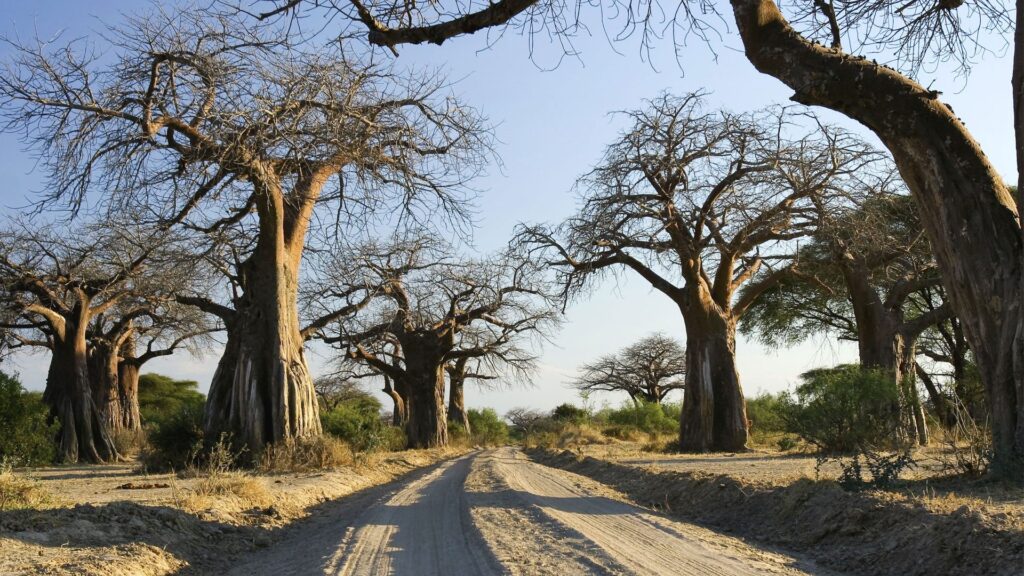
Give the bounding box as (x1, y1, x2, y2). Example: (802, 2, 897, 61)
(0, 448, 463, 575)
(1, 439, 1022, 576)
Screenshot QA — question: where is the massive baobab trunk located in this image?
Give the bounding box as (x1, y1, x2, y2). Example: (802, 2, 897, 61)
(679, 293, 748, 452)
(731, 0, 1023, 474)
(43, 306, 118, 463)
(403, 349, 448, 449)
(204, 220, 321, 453)
(117, 336, 142, 431)
(88, 341, 123, 433)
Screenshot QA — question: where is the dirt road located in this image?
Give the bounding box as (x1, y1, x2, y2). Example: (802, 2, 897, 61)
(228, 447, 828, 575)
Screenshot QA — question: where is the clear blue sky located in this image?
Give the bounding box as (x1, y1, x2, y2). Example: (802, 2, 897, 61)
(1, 1, 1016, 414)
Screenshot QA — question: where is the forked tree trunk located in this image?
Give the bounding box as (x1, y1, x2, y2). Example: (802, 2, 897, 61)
(43, 307, 118, 463)
(383, 375, 407, 427)
(403, 350, 448, 449)
(731, 0, 1023, 475)
(204, 239, 321, 454)
(447, 373, 471, 435)
(679, 296, 748, 452)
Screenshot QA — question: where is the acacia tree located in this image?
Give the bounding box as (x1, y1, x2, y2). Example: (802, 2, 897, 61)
(0, 10, 489, 452)
(262, 0, 1024, 477)
(0, 222, 164, 462)
(518, 93, 873, 451)
(742, 191, 952, 444)
(311, 236, 557, 447)
(571, 333, 685, 405)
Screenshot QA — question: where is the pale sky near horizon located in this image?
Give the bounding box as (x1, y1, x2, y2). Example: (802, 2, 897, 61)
(0, 1, 1016, 415)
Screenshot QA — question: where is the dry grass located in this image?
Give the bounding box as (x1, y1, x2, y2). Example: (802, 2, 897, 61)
(0, 465, 57, 511)
(111, 427, 149, 457)
(257, 436, 354, 473)
(173, 471, 272, 512)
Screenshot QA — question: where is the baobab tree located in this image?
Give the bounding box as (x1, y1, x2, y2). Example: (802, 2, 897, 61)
(262, 0, 1024, 476)
(88, 301, 214, 432)
(0, 221, 169, 462)
(311, 236, 558, 447)
(571, 333, 685, 405)
(742, 190, 952, 444)
(518, 94, 875, 451)
(0, 9, 490, 453)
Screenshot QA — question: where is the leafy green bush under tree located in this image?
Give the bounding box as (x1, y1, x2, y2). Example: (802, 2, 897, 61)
(0, 371, 57, 467)
(320, 388, 405, 452)
(781, 365, 901, 453)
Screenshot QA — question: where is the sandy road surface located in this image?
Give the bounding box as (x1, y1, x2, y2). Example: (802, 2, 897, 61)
(229, 448, 828, 575)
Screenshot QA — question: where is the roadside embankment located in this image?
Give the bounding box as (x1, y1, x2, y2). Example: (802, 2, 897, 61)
(528, 448, 1024, 576)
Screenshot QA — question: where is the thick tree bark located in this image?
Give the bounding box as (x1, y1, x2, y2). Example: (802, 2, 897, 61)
(88, 341, 123, 433)
(447, 372, 471, 435)
(43, 306, 118, 463)
(204, 238, 321, 454)
(729, 0, 1023, 473)
(679, 293, 748, 452)
(117, 336, 141, 431)
(403, 348, 448, 449)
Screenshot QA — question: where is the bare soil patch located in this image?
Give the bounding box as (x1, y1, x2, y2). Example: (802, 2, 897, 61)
(0, 449, 462, 575)
(529, 446, 1024, 576)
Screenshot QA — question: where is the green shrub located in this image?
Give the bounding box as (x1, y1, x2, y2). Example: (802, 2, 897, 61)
(320, 392, 404, 453)
(746, 392, 787, 434)
(141, 398, 205, 471)
(0, 371, 57, 467)
(782, 365, 901, 453)
(448, 420, 469, 445)
(468, 408, 509, 446)
(551, 403, 589, 424)
(604, 401, 677, 435)
(138, 373, 205, 428)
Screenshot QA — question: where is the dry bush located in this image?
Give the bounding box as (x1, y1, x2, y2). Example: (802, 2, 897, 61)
(112, 427, 148, 457)
(937, 396, 992, 477)
(556, 424, 611, 450)
(0, 462, 55, 511)
(257, 436, 354, 473)
(601, 425, 648, 442)
(174, 472, 272, 512)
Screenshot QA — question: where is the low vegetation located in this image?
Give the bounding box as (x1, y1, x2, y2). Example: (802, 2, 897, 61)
(0, 462, 56, 511)
(0, 371, 58, 467)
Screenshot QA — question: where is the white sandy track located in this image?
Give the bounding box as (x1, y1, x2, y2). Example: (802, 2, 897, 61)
(228, 448, 827, 576)
(484, 447, 816, 575)
(226, 454, 500, 576)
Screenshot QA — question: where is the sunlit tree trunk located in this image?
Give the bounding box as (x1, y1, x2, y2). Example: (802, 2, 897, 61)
(117, 335, 142, 431)
(204, 183, 321, 453)
(678, 288, 748, 452)
(88, 340, 123, 433)
(731, 0, 1022, 475)
(383, 375, 407, 427)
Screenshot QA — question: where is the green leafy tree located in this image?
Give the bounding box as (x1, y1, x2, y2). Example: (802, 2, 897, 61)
(467, 408, 510, 445)
(138, 374, 205, 427)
